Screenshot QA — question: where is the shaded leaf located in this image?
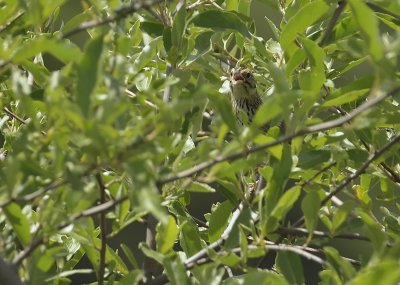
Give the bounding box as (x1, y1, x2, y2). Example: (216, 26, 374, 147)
(76, 34, 104, 116)
(191, 10, 251, 38)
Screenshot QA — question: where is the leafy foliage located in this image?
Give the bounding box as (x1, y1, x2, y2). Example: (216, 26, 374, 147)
(0, 0, 400, 284)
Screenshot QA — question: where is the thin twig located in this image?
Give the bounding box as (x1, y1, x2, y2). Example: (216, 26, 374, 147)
(0, 180, 67, 208)
(184, 201, 245, 267)
(320, 1, 346, 46)
(162, 63, 173, 103)
(62, 0, 170, 38)
(321, 133, 400, 206)
(12, 196, 128, 266)
(125, 89, 159, 110)
(277, 227, 370, 242)
(249, 244, 326, 265)
(186, 0, 223, 11)
(3, 107, 47, 136)
(335, 106, 400, 183)
(158, 87, 400, 185)
(95, 174, 107, 285)
(291, 132, 400, 228)
(299, 161, 344, 207)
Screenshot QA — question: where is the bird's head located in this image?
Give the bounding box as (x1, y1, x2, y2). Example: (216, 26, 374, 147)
(229, 67, 258, 100)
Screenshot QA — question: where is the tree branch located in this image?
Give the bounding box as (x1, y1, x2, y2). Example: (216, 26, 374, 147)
(12, 196, 128, 266)
(321, 132, 400, 206)
(61, 0, 170, 38)
(95, 174, 107, 285)
(320, 1, 346, 45)
(3, 107, 47, 136)
(334, 106, 400, 183)
(277, 227, 370, 242)
(159, 86, 400, 185)
(0, 180, 67, 208)
(291, 131, 400, 228)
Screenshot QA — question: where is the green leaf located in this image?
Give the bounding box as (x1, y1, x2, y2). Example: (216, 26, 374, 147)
(322, 89, 369, 107)
(298, 150, 330, 168)
(223, 270, 289, 285)
(331, 201, 355, 235)
(276, 251, 305, 285)
(76, 34, 104, 116)
(139, 243, 164, 265)
(163, 256, 190, 285)
(298, 37, 326, 92)
(253, 95, 283, 129)
(180, 219, 203, 256)
(171, 5, 186, 49)
(121, 243, 140, 269)
(0, 0, 19, 26)
(347, 260, 400, 285)
(187, 181, 216, 193)
(156, 215, 179, 254)
(347, 0, 383, 61)
(266, 186, 301, 232)
(191, 10, 251, 38)
(280, 0, 329, 57)
(265, 16, 280, 40)
(3, 203, 32, 246)
(209, 200, 235, 243)
(208, 91, 238, 135)
(140, 21, 164, 37)
(301, 191, 320, 236)
(186, 31, 214, 65)
(133, 36, 162, 72)
(265, 62, 290, 93)
(324, 246, 356, 281)
(12, 36, 82, 64)
(357, 210, 386, 252)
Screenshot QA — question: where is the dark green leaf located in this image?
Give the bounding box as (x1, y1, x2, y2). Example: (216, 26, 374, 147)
(13, 37, 82, 64)
(280, 0, 329, 56)
(276, 251, 305, 285)
(3, 203, 31, 246)
(209, 200, 235, 243)
(191, 10, 251, 38)
(347, 0, 383, 61)
(156, 215, 179, 253)
(187, 181, 216, 193)
(164, 256, 190, 285)
(171, 5, 186, 49)
(76, 34, 104, 116)
(301, 191, 320, 235)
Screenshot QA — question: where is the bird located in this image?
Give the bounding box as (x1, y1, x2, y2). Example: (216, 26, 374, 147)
(229, 67, 263, 127)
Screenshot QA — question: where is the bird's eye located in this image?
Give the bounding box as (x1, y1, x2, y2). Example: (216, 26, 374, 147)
(244, 72, 252, 79)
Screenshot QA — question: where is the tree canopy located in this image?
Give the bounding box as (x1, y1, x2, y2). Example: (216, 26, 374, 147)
(1, 0, 400, 284)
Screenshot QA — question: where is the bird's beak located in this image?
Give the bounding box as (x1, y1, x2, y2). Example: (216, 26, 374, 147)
(231, 70, 244, 83)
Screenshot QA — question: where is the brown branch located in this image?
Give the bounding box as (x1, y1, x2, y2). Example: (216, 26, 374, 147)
(277, 227, 370, 242)
(158, 86, 400, 185)
(0, 180, 67, 208)
(61, 0, 170, 38)
(95, 174, 107, 285)
(320, 1, 346, 45)
(3, 107, 47, 136)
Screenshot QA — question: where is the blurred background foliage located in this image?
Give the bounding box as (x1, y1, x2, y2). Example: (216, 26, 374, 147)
(0, 0, 400, 284)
